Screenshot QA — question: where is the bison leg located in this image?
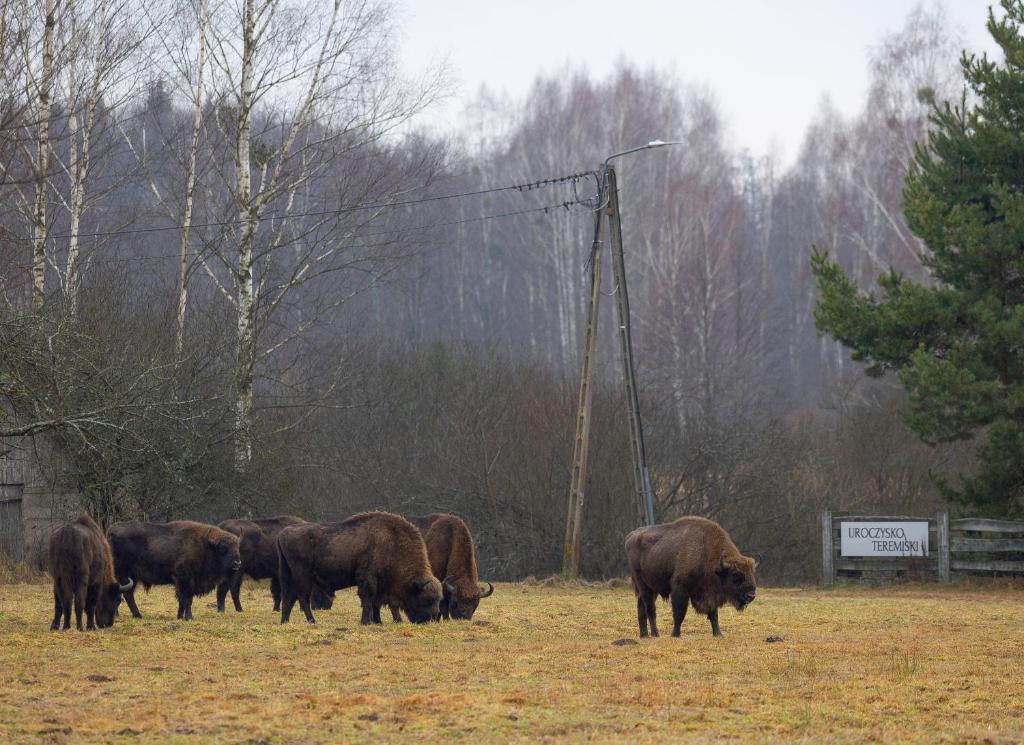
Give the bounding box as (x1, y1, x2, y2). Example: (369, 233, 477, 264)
(297, 591, 316, 625)
(62, 597, 72, 630)
(271, 576, 282, 612)
(229, 570, 244, 612)
(175, 579, 195, 621)
(636, 585, 658, 638)
(708, 608, 722, 637)
(389, 602, 402, 623)
(670, 590, 689, 637)
(85, 583, 99, 631)
(51, 587, 62, 631)
(357, 582, 379, 625)
(635, 594, 649, 638)
(216, 579, 230, 613)
(122, 580, 143, 619)
(73, 583, 87, 631)
(280, 590, 297, 624)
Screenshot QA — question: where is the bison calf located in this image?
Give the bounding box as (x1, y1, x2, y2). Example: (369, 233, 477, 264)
(277, 511, 442, 626)
(388, 514, 493, 621)
(625, 516, 757, 638)
(49, 515, 133, 631)
(107, 520, 241, 621)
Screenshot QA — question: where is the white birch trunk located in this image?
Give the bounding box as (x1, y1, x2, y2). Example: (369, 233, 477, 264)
(31, 0, 56, 314)
(65, 0, 109, 318)
(176, 0, 208, 360)
(234, 0, 257, 468)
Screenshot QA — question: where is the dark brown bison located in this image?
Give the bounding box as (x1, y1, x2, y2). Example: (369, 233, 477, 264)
(216, 516, 333, 613)
(49, 515, 133, 631)
(107, 520, 242, 621)
(277, 511, 442, 625)
(625, 516, 757, 638)
(388, 513, 493, 621)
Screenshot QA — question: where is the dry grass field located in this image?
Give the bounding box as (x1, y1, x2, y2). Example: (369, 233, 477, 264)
(0, 578, 1022, 744)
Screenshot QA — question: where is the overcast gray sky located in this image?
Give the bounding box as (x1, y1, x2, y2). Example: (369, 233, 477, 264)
(397, 0, 1000, 165)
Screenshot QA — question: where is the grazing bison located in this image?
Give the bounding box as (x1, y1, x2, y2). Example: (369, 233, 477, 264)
(277, 511, 442, 626)
(388, 513, 493, 621)
(107, 520, 242, 621)
(625, 516, 757, 638)
(216, 516, 333, 613)
(49, 515, 133, 631)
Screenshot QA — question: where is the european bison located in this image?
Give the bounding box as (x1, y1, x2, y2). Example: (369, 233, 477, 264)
(107, 520, 242, 621)
(388, 513, 493, 621)
(216, 516, 333, 613)
(625, 516, 757, 638)
(277, 511, 442, 625)
(49, 515, 133, 631)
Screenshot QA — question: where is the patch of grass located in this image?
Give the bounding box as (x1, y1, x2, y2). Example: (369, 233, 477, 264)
(0, 581, 1021, 743)
(0, 554, 47, 585)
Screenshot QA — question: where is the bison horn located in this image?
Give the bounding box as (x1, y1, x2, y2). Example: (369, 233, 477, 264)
(479, 582, 494, 598)
(119, 577, 135, 593)
(442, 576, 457, 595)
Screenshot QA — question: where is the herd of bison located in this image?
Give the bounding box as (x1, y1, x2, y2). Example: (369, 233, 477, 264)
(46, 510, 758, 638)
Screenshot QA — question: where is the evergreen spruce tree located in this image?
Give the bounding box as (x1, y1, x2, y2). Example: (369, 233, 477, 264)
(811, 0, 1024, 515)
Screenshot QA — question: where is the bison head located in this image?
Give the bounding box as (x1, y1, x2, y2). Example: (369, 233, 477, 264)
(715, 551, 757, 611)
(96, 577, 134, 628)
(442, 578, 494, 620)
(210, 534, 242, 575)
(401, 575, 443, 623)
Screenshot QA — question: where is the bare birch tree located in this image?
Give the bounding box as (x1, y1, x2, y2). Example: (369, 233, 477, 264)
(192, 0, 442, 466)
(54, 0, 151, 315)
(20, 0, 60, 313)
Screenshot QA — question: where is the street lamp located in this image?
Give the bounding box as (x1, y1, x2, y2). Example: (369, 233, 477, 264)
(562, 140, 682, 579)
(604, 140, 684, 168)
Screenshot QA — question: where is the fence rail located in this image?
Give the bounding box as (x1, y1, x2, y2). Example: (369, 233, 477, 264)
(822, 511, 1024, 585)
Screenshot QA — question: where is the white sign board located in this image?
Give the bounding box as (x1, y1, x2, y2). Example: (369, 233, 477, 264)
(840, 521, 929, 557)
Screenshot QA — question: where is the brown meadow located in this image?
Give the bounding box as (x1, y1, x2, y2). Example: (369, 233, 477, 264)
(0, 580, 1021, 743)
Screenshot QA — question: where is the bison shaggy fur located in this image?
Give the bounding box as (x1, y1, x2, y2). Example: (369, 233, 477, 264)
(625, 516, 757, 638)
(389, 513, 493, 621)
(277, 511, 442, 625)
(49, 515, 132, 631)
(107, 520, 242, 621)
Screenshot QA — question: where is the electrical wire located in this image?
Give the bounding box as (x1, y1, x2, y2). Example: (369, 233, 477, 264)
(5, 198, 583, 265)
(19, 170, 597, 245)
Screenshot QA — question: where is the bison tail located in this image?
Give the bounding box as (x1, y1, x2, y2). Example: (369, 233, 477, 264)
(277, 535, 293, 601)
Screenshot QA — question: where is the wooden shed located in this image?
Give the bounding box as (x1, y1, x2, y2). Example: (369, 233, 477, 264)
(0, 434, 79, 567)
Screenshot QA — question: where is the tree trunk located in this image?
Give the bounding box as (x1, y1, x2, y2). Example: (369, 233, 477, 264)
(234, 0, 256, 468)
(176, 0, 207, 360)
(31, 0, 56, 314)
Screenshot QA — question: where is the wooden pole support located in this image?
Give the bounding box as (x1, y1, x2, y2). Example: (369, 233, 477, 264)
(822, 510, 834, 587)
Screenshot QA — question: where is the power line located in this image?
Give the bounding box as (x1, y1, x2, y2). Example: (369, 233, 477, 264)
(3, 198, 583, 265)
(21, 170, 596, 244)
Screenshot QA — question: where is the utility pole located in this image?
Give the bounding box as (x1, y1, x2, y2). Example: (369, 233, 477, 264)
(562, 177, 606, 580)
(606, 166, 656, 527)
(562, 143, 677, 579)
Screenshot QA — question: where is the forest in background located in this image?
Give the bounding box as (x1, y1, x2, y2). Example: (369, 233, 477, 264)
(0, 1, 979, 582)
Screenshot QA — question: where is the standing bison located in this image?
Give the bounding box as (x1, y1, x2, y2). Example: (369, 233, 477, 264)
(277, 511, 442, 626)
(216, 516, 333, 613)
(388, 513, 493, 621)
(49, 515, 133, 631)
(625, 516, 757, 638)
(107, 520, 242, 620)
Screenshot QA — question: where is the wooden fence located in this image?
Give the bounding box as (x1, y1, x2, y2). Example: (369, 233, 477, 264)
(822, 511, 1024, 585)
